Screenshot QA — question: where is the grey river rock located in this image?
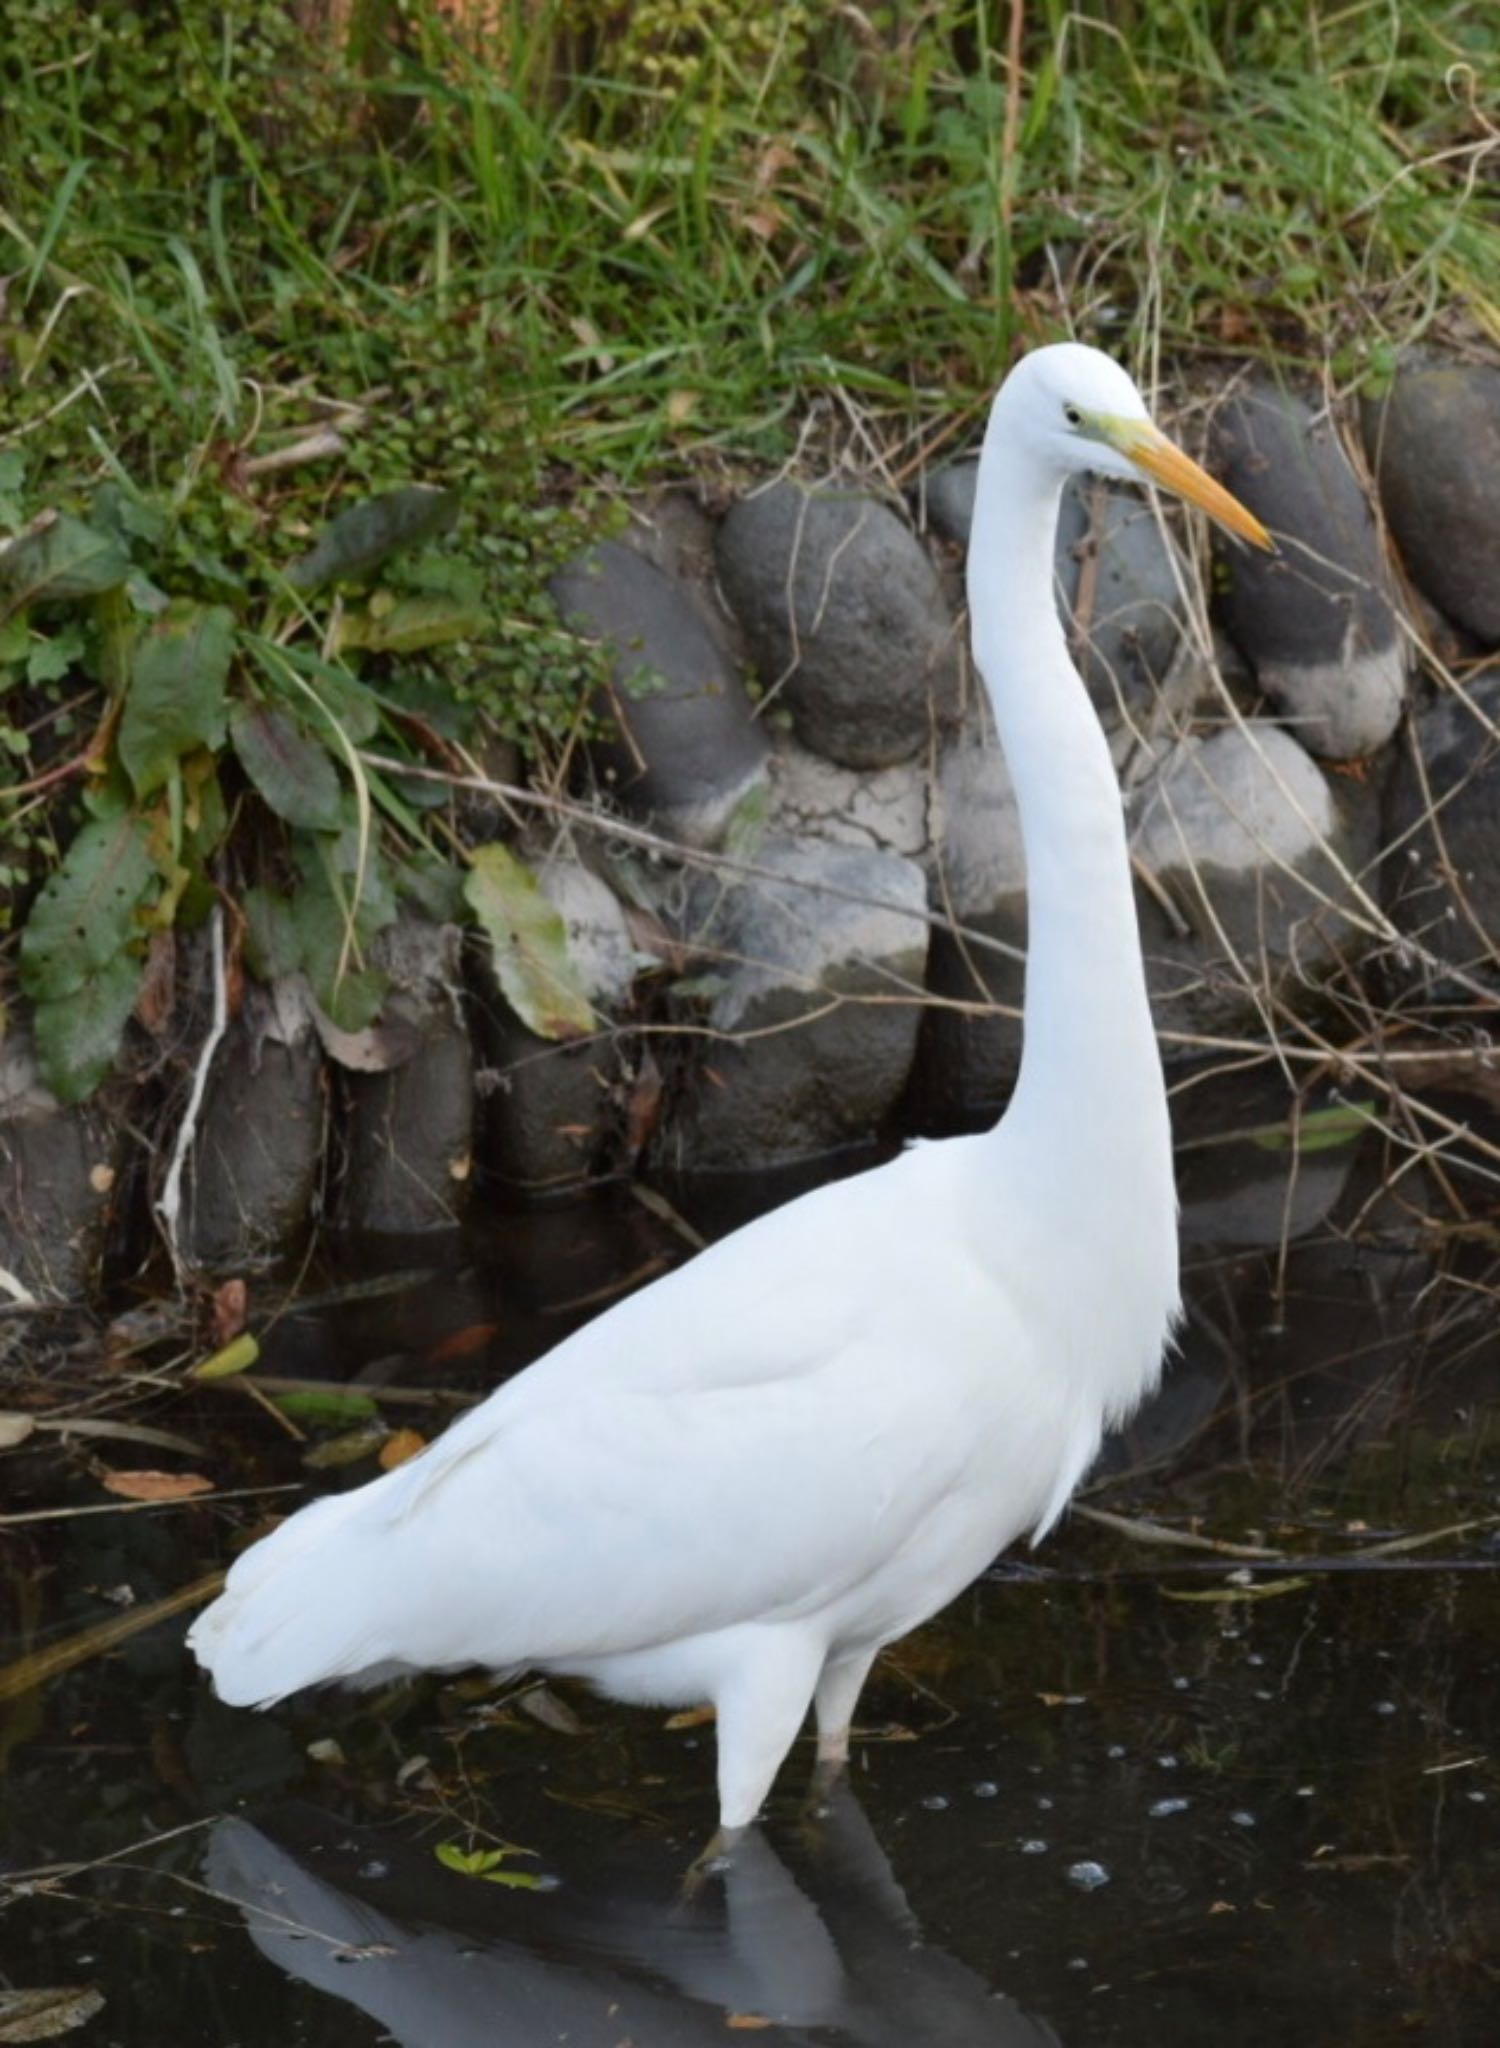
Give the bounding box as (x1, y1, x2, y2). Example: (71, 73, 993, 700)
(1211, 382, 1407, 758)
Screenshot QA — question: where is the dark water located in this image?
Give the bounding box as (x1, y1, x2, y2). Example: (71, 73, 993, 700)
(4, 1084, 1500, 2044)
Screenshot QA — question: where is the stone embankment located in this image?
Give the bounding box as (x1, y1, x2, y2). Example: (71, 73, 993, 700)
(3, 350, 1497, 1297)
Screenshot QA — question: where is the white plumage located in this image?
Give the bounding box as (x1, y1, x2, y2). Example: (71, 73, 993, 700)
(189, 344, 1271, 1832)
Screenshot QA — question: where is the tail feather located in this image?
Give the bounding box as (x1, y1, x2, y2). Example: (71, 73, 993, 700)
(188, 1480, 404, 1705)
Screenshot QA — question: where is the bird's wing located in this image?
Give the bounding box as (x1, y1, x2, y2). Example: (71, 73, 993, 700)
(194, 1152, 1020, 1702)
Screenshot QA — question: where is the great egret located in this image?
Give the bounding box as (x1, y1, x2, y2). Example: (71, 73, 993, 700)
(189, 344, 1272, 1837)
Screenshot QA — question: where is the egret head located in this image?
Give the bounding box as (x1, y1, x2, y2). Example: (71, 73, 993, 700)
(999, 342, 1273, 550)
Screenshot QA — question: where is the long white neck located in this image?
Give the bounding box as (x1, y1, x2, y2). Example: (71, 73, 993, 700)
(966, 418, 1176, 1307)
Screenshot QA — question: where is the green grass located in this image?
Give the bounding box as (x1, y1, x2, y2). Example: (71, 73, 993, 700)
(2, 0, 1495, 492)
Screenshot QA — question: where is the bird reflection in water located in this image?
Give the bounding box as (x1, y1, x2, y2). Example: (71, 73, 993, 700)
(206, 1784, 1062, 2047)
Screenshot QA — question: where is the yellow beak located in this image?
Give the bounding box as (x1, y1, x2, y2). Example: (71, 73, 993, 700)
(1107, 419, 1275, 551)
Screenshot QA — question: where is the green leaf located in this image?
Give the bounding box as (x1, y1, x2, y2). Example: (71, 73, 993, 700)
(271, 1386, 380, 1426)
(189, 1333, 261, 1381)
(230, 700, 343, 829)
(434, 1841, 545, 1887)
(184, 760, 228, 861)
(118, 603, 234, 799)
(286, 486, 460, 591)
(465, 844, 595, 1042)
(32, 951, 144, 1102)
(722, 779, 770, 863)
(1248, 1102, 1375, 1153)
(242, 885, 303, 982)
(397, 851, 467, 923)
(0, 513, 131, 608)
(19, 809, 155, 1002)
(303, 659, 382, 745)
(336, 592, 490, 655)
(0, 449, 26, 529)
(315, 963, 387, 1032)
(92, 481, 169, 550)
(25, 622, 86, 686)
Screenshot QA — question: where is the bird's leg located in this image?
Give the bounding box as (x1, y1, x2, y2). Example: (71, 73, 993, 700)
(713, 1634, 825, 1834)
(804, 1648, 879, 1820)
(678, 1823, 747, 1903)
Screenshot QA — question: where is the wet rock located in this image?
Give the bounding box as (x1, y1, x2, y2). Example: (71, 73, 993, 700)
(1056, 479, 1193, 721)
(907, 720, 1027, 1130)
(620, 488, 750, 666)
(658, 837, 928, 1170)
(920, 456, 980, 546)
(0, 1032, 127, 1300)
(1131, 724, 1378, 1039)
(550, 539, 768, 848)
(919, 464, 1194, 724)
(1211, 382, 1406, 757)
(476, 855, 636, 1191)
(1382, 662, 1500, 978)
(1174, 1072, 1363, 1250)
(715, 482, 962, 769)
(768, 736, 930, 860)
(182, 982, 325, 1267)
(1100, 1347, 1229, 1478)
(1362, 355, 1500, 645)
(335, 921, 474, 1234)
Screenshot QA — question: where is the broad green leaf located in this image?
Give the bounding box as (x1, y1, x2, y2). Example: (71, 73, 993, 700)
(0, 448, 25, 528)
(304, 823, 399, 937)
(242, 886, 303, 982)
(286, 486, 459, 591)
(465, 844, 594, 1042)
(25, 622, 85, 686)
(315, 963, 387, 1032)
(92, 481, 169, 550)
(19, 809, 155, 1001)
(32, 951, 145, 1102)
(244, 852, 393, 1029)
(397, 851, 467, 923)
(301, 658, 381, 745)
(118, 602, 234, 798)
(184, 759, 228, 860)
(0, 513, 130, 608)
(335, 592, 490, 655)
(230, 700, 342, 829)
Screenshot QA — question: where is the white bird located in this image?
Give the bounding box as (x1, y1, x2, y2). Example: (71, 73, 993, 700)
(189, 344, 1271, 1838)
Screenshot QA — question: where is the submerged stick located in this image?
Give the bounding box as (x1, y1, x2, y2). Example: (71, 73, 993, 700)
(0, 1571, 224, 1703)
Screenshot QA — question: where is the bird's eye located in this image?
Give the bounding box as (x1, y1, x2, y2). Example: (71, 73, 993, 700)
(1063, 404, 1083, 428)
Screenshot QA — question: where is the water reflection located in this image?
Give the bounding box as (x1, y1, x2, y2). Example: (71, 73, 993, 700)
(207, 1783, 1060, 2047)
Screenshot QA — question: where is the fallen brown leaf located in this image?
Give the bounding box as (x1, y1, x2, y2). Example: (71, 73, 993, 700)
(379, 1428, 426, 1470)
(100, 1470, 213, 1503)
(665, 1704, 717, 1731)
(427, 1323, 498, 1365)
(0, 1985, 105, 2041)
